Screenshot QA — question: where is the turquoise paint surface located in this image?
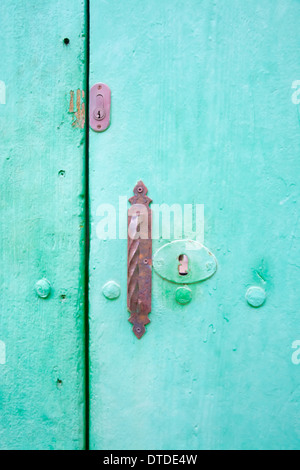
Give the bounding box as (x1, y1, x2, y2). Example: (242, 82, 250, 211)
(0, 0, 87, 449)
(89, 0, 300, 450)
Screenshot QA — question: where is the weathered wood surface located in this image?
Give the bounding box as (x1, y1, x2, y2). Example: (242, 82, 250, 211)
(0, 0, 87, 449)
(89, 0, 300, 450)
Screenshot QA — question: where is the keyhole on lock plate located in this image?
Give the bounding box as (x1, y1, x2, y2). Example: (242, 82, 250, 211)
(178, 254, 189, 276)
(93, 94, 106, 121)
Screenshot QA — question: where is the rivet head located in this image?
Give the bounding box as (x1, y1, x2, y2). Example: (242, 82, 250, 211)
(35, 279, 51, 299)
(246, 286, 266, 308)
(102, 281, 121, 300)
(176, 286, 192, 305)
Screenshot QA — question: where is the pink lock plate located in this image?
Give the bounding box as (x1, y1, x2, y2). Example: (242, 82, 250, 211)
(89, 83, 111, 132)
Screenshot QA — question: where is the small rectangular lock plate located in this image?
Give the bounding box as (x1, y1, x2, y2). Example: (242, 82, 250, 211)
(89, 83, 111, 132)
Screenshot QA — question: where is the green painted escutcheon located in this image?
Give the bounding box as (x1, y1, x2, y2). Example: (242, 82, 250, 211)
(153, 240, 217, 284)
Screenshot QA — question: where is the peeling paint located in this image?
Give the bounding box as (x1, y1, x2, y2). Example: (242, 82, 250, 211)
(69, 90, 74, 113)
(69, 89, 85, 129)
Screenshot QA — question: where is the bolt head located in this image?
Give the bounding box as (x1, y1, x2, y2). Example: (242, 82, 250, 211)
(176, 286, 192, 305)
(246, 286, 266, 308)
(35, 279, 51, 299)
(102, 281, 121, 300)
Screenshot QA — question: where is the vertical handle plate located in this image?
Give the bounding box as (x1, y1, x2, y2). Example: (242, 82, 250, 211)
(127, 181, 152, 339)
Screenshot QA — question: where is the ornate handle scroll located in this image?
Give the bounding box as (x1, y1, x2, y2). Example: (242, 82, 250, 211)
(127, 181, 152, 339)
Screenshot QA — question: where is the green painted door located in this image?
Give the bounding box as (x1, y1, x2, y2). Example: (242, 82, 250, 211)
(1, 0, 299, 452)
(89, 0, 300, 450)
(0, 1, 87, 449)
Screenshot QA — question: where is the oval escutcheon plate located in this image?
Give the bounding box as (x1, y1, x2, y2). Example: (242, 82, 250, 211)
(153, 240, 217, 284)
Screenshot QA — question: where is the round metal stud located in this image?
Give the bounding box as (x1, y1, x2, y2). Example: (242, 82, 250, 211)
(175, 286, 192, 305)
(102, 281, 121, 300)
(246, 286, 266, 308)
(35, 279, 51, 299)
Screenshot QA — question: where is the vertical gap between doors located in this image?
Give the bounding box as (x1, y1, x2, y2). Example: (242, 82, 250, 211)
(84, 0, 90, 451)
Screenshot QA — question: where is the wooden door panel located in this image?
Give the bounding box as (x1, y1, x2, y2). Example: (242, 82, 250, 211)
(88, 0, 300, 450)
(0, 0, 87, 450)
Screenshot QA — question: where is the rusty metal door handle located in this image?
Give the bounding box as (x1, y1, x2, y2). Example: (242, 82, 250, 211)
(127, 181, 152, 339)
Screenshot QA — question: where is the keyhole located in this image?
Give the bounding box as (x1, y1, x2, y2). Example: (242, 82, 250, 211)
(93, 94, 106, 121)
(178, 254, 189, 276)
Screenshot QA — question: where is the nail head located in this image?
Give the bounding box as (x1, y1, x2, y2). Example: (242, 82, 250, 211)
(35, 279, 51, 299)
(246, 286, 266, 308)
(102, 281, 121, 300)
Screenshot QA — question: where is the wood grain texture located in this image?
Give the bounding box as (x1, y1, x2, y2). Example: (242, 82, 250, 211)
(0, 0, 87, 449)
(89, 0, 300, 450)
